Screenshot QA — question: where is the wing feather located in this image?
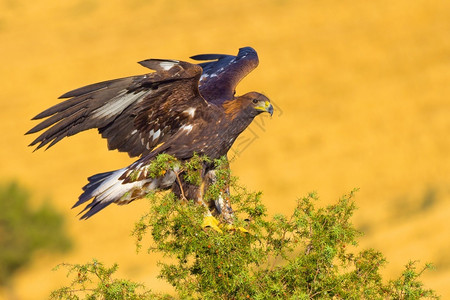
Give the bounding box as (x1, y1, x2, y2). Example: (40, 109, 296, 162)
(191, 47, 259, 105)
(27, 60, 207, 157)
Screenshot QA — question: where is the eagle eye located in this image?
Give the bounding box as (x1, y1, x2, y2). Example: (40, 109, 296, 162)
(252, 99, 258, 104)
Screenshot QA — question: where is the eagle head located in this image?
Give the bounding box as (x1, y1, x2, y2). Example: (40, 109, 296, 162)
(222, 92, 273, 120)
(240, 92, 273, 117)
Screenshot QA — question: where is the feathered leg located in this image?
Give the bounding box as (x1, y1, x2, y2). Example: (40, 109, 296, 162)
(172, 167, 224, 232)
(203, 170, 234, 224)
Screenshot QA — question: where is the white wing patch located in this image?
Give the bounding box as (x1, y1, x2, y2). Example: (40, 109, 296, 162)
(152, 129, 161, 141)
(92, 90, 146, 119)
(180, 124, 193, 134)
(183, 107, 196, 117)
(209, 66, 225, 78)
(159, 61, 178, 71)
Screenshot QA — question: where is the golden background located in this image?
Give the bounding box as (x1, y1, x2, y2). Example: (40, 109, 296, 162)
(1, 0, 449, 298)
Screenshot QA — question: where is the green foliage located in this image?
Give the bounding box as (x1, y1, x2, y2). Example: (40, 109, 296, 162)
(50, 260, 169, 300)
(52, 155, 439, 299)
(388, 261, 437, 299)
(0, 181, 72, 286)
(182, 153, 211, 186)
(146, 154, 180, 180)
(128, 154, 180, 182)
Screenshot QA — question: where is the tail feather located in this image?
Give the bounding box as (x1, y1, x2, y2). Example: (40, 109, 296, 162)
(74, 167, 177, 219)
(73, 169, 125, 209)
(78, 200, 112, 220)
(74, 168, 148, 219)
(82, 171, 113, 191)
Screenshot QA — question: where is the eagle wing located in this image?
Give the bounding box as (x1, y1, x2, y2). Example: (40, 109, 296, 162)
(27, 60, 208, 158)
(191, 46, 259, 105)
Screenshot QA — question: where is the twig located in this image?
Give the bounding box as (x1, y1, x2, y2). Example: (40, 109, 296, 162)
(174, 168, 187, 202)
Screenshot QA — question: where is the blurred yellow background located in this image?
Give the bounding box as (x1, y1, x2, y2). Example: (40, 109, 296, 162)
(1, 0, 449, 298)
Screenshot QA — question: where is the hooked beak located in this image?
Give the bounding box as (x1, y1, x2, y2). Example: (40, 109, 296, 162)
(255, 101, 274, 116)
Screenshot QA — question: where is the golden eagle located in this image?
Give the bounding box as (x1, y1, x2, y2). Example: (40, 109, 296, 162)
(27, 47, 273, 226)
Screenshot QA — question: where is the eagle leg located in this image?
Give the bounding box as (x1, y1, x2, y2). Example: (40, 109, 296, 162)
(171, 168, 223, 232)
(172, 166, 245, 233)
(204, 171, 249, 233)
(204, 170, 235, 224)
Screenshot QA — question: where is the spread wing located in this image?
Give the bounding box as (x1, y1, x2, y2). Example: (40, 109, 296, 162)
(191, 46, 259, 105)
(26, 60, 208, 158)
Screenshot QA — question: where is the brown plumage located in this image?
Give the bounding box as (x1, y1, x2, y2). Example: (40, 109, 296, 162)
(26, 47, 273, 219)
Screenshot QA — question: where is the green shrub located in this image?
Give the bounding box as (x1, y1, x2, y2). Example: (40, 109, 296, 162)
(50, 260, 158, 300)
(51, 155, 438, 299)
(0, 181, 72, 300)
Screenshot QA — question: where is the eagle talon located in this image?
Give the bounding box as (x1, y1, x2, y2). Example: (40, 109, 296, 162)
(220, 224, 249, 234)
(202, 216, 223, 233)
(236, 226, 249, 233)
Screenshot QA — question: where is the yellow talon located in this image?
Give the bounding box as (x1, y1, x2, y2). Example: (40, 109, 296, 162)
(202, 216, 250, 234)
(220, 223, 249, 234)
(235, 226, 249, 233)
(202, 216, 223, 233)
